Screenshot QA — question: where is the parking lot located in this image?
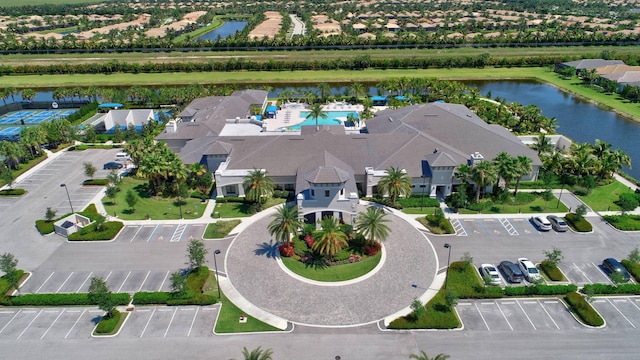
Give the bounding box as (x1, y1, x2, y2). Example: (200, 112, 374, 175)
(453, 218, 569, 237)
(114, 224, 208, 243)
(0, 305, 218, 340)
(458, 298, 585, 332)
(591, 296, 640, 329)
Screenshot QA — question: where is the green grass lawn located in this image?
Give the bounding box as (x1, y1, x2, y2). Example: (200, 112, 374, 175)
(102, 177, 207, 220)
(458, 196, 569, 214)
(212, 198, 285, 218)
(577, 181, 632, 211)
(214, 293, 282, 333)
(281, 253, 381, 282)
(204, 220, 241, 238)
(401, 206, 440, 215)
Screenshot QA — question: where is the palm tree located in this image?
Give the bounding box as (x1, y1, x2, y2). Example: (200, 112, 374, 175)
(268, 205, 301, 246)
(235, 346, 273, 360)
(377, 166, 412, 206)
(306, 103, 328, 131)
(356, 207, 391, 245)
(470, 161, 498, 203)
(312, 216, 348, 258)
(493, 152, 519, 191)
(316, 82, 331, 103)
(242, 168, 274, 205)
(513, 155, 533, 196)
(531, 134, 554, 155)
(350, 82, 365, 103)
(409, 351, 450, 360)
(21, 88, 36, 103)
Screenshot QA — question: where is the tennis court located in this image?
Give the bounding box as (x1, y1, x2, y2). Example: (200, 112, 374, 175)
(0, 127, 22, 139)
(0, 109, 78, 125)
(0, 110, 35, 124)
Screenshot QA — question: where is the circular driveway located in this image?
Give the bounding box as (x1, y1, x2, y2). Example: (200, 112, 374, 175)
(225, 206, 438, 326)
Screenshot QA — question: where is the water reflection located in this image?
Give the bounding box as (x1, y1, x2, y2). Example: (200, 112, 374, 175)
(197, 21, 247, 41)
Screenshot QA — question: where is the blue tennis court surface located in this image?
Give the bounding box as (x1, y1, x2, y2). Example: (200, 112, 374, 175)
(0, 127, 22, 138)
(0, 109, 77, 125)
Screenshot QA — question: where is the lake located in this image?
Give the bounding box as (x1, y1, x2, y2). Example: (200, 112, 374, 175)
(197, 21, 247, 41)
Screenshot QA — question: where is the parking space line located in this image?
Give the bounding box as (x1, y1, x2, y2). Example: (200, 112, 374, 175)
(65, 309, 87, 339)
(450, 219, 467, 236)
(138, 271, 151, 292)
(147, 225, 160, 242)
(130, 226, 143, 243)
(572, 263, 592, 284)
(606, 298, 636, 328)
(629, 298, 640, 311)
(170, 224, 187, 242)
(187, 307, 199, 337)
(538, 300, 560, 330)
(499, 218, 519, 235)
(117, 271, 132, 293)
(17, 309, 43, 339)
(474, 303, 490, 331)
(159, 270, 170, 291)
(140, 308, 157, 337)
(592, 263, 614, 284)
(495, 302, 513, 331)
(104, 271, 112, 282)
(163, 308, 178, 337)
(41, 309, 65, 339)
(35, 272, 55, 293)
(77, 272, 93, 293)
(0, 310, 22, 334)
(0, 311, 14, 314)
(516, 300, 536, 330)
(56, 272, 74, 293)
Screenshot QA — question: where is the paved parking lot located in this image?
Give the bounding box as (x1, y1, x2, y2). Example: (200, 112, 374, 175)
(455, 218, 572, 237)
(0, 305, 218, 340)
(457, 298, 584, 332)
(114, 224, 207, 243)
(591, 296, 640, 329)
(21, 269, 175, 294)
(560, 262, 616, 286)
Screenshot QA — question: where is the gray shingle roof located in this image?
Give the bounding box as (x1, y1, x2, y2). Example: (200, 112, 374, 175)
(560, 59, 625, 70)
(304, 166, 351, 184)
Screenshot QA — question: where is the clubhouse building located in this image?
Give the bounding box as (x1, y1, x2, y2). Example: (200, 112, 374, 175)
(157, 90, 541, 223)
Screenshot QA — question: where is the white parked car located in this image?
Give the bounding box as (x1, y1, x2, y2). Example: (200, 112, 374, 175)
(480, 264, 501, 286)
(518, 258, 542, 282)
(531, 216, 552, 231)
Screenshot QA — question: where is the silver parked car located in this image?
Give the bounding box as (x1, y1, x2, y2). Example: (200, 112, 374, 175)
(531, 216, 552, 231)
(547, 215, 569, 232)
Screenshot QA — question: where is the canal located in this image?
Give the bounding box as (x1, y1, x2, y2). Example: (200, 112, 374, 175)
(197, 20, 247, 41)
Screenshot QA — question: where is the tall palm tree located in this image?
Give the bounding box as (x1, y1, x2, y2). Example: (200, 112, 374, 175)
(356, 207, 391, 245)
(377, 166, 412, 206)
(316, 82, 331, 103)
(236, 346, 273, 360)
(531, 134, 554, 156)
(268, 205, 301, 246)
(350, 82, 365, 103)
(470, 161, 498, 203)
(493, 152, 519, 191)
(312, 216, 348, 258)
(409, 351, 450, 360)
(306, 103, 328, 131)
(513, 155, 533, 196)
(242, 168, 274, 204)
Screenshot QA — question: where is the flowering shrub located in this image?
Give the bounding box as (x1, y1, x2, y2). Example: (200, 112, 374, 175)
(278, 244, 295, 257)
(348, 254, 362, 263)
(304, 235, 315, 248)
(364, 242, 381, 256)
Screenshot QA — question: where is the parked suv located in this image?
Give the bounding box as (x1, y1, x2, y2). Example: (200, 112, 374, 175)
(531, 216, 552, 231)
(602, 258, 631, 282)
(499, 261, 525, 283)
(518, 258, 542, 282)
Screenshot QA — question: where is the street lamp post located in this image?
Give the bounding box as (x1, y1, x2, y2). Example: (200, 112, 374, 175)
(60, 184, 74, 213)
(173, 180, 183, 219)
(444, 243, 452, 289)
(556, 173, 566, 209)
(213, 249, 221, 300)
(420, 176, 427, 211)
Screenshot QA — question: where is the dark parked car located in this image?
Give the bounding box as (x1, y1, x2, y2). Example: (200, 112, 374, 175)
(547, 215, 569, 232)
(602, 258, 631, 282)
(103, 162, 124, 170)
(499, 260, 525, 283)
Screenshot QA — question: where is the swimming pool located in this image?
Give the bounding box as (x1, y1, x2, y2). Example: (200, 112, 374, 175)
(290, 111, 359, 129)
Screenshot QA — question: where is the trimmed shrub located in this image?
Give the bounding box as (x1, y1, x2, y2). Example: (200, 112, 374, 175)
(95, 309, 121, 334)
(215, 196, 244, 204)
(447, 262, 504, 299)
(565, 213, 593, 232)
(272, 190, 290, 199)
(68, 221, 123, 241)
(364, 242, 381, 256)
(83, 179, 109, 186)
(397, 196, 440, 208)
(504, 284, 577, 296)
(186, 267, 210, 293)
(421, 214, 455, 235)
(388, 290, 460, 329)
(133, 292, 171, 305)
(582, 283, 640, 295)
(35, 220, 55, 234)
(190, 191, 208, 200)
(572, 186, 590, 196)
(0, 292, 130, 306)
(279, 244, 295, 257)
(603, 215, 640, 231)
(0, 270, 24, 295)
(0, 189, 26, 196)
(540, 260, 564, 281)
(564, 292, 604, 327)
(167, 294, 216, 305)
(622, 260, 640, 282)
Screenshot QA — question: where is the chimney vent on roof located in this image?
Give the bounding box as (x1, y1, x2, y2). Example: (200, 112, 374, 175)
(389, 117, 393, 122)
(433, 148, 438, 153)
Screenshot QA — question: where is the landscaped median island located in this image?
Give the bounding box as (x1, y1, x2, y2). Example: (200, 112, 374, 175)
(204, 220, 241, 239)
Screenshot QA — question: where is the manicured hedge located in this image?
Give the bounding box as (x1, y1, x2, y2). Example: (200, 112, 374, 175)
(564, 291, 604, 327)
(622, 260, 640, 282)
(504, 284, 577, 296)
(83, 179, 109, 186)
(167, 295, 216, 305)
(0, 292, 130, 306)
(447, 262, 503, 299)
(397, 196, 440, 208)
(388, 290, 460, 329)
(603, 215, 640, 231)
(133, 291, 172, 305)
(35, 220, 55, 234)
(540, 260, 564, 281)
(95, 309, 121, 334)
(67, 221, 124, 241)
(186, 267, 210, 293)
(565, 213, 593, 232)
(215, 196, 244, 203)
(0, 270, 24, 295)
(0, 189, 26, 196)
(582, 283, 640, 295)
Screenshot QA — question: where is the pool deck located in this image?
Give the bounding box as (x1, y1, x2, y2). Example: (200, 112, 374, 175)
(263, 102, 364, 131)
